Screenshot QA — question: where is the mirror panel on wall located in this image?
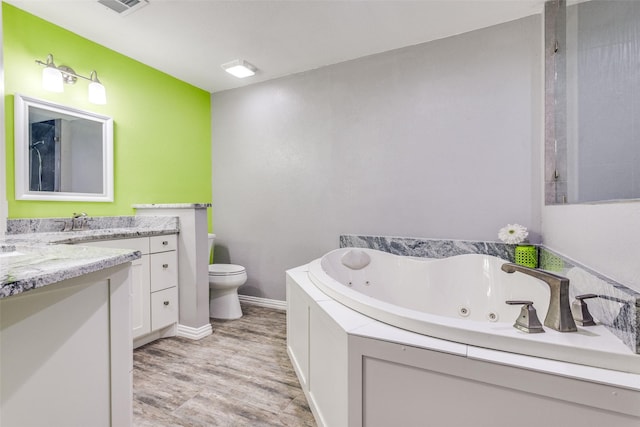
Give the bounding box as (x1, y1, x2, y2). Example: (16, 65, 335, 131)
(14, 94, 113, 202)
(545, 0, 640, 204)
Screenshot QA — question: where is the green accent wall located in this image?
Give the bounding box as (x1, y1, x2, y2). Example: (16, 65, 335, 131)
(3, 3, 212, 221)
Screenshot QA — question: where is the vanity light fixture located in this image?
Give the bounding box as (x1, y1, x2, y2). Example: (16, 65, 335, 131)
(35, 54, 107, 104)
(221, 59, 257, 78)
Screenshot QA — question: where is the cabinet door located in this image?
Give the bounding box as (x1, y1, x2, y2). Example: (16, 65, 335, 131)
(0, 271, 116, 426)
(132, 255, 151, 339)
(76, 238, 151, 340)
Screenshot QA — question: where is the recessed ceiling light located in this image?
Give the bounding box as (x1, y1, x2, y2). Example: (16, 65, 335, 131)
(221, 59, 257, 79)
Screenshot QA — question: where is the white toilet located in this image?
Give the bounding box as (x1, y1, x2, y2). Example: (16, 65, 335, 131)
(207, 233, 247, 319)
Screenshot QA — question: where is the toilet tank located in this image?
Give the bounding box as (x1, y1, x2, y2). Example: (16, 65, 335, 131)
(207, 233, 216, 256)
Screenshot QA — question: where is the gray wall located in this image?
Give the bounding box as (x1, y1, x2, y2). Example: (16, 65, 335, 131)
(211, 16, 542, 301)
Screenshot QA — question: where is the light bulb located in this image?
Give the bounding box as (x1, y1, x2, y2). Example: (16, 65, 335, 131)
(224, 65, 255, 78)
(88, 81, 106, 104)
(221, 60, 257, 79)
(42, 66, 63, 92)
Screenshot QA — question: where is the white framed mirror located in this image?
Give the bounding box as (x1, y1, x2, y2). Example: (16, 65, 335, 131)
(14, 94, 113, 202)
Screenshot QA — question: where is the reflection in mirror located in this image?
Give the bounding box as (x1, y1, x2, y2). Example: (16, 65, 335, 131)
(546, 0, 640, 204)
(14, 94, 113, 202)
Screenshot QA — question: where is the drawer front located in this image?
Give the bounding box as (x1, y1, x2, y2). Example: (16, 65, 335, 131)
(149, 234, 177, 253)
(150, 251, 178, 292)
(79, 237, 149, 254)
(151, 287, 178, 331)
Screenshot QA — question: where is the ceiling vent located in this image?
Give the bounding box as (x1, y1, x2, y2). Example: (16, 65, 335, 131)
(98, 0, 149, 16)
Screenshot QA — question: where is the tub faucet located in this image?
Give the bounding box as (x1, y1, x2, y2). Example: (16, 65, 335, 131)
(501, 263, 577, 332)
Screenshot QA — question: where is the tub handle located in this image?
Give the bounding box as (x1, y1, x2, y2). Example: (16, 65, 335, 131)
(506, 300, 545, 334)
(571, 294, 598, 326)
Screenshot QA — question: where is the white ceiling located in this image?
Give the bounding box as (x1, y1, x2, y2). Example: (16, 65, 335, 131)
(5, 0, 545, 93)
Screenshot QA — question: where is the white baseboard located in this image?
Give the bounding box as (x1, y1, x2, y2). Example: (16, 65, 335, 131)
(176, 322, 213, 340)
(239, 295, 287, 311)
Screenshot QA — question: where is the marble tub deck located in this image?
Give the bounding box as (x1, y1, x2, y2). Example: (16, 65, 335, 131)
(133, 304, 316, 427)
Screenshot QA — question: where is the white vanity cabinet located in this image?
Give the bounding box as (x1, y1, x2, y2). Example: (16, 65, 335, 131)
(80, 234, 178, 344)
(0, 264, 132, 427)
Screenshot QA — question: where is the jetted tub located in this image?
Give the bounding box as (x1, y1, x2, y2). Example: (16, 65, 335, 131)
(307, 248, 639, 374)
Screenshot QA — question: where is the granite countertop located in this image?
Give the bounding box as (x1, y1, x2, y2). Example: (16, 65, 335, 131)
(1, 215, 181, 299)
(0, 243, 141, 299)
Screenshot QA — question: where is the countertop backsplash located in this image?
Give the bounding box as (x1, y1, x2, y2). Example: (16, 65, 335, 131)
(7, 215, 178, 235)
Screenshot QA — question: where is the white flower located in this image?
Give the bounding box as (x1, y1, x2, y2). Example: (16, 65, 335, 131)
(498, 224, 528, 244)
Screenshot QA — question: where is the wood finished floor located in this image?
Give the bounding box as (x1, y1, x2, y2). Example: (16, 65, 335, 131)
(133, 304, 316, 427)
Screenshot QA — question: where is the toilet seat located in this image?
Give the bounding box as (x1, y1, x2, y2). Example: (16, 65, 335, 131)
(208, 264, 246, 276)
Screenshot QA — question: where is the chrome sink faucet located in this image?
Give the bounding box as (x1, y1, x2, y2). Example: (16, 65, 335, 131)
(501, 263, 577, 332)
(71, 212, 88, 231)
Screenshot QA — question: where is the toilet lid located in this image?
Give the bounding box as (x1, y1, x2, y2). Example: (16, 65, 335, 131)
(209, 264, 246, 276)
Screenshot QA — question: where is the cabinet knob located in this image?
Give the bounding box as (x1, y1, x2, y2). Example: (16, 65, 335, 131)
(162, 241, 168, 246)
(163, 263, 169, 268)
(163, 301, 170, 306)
